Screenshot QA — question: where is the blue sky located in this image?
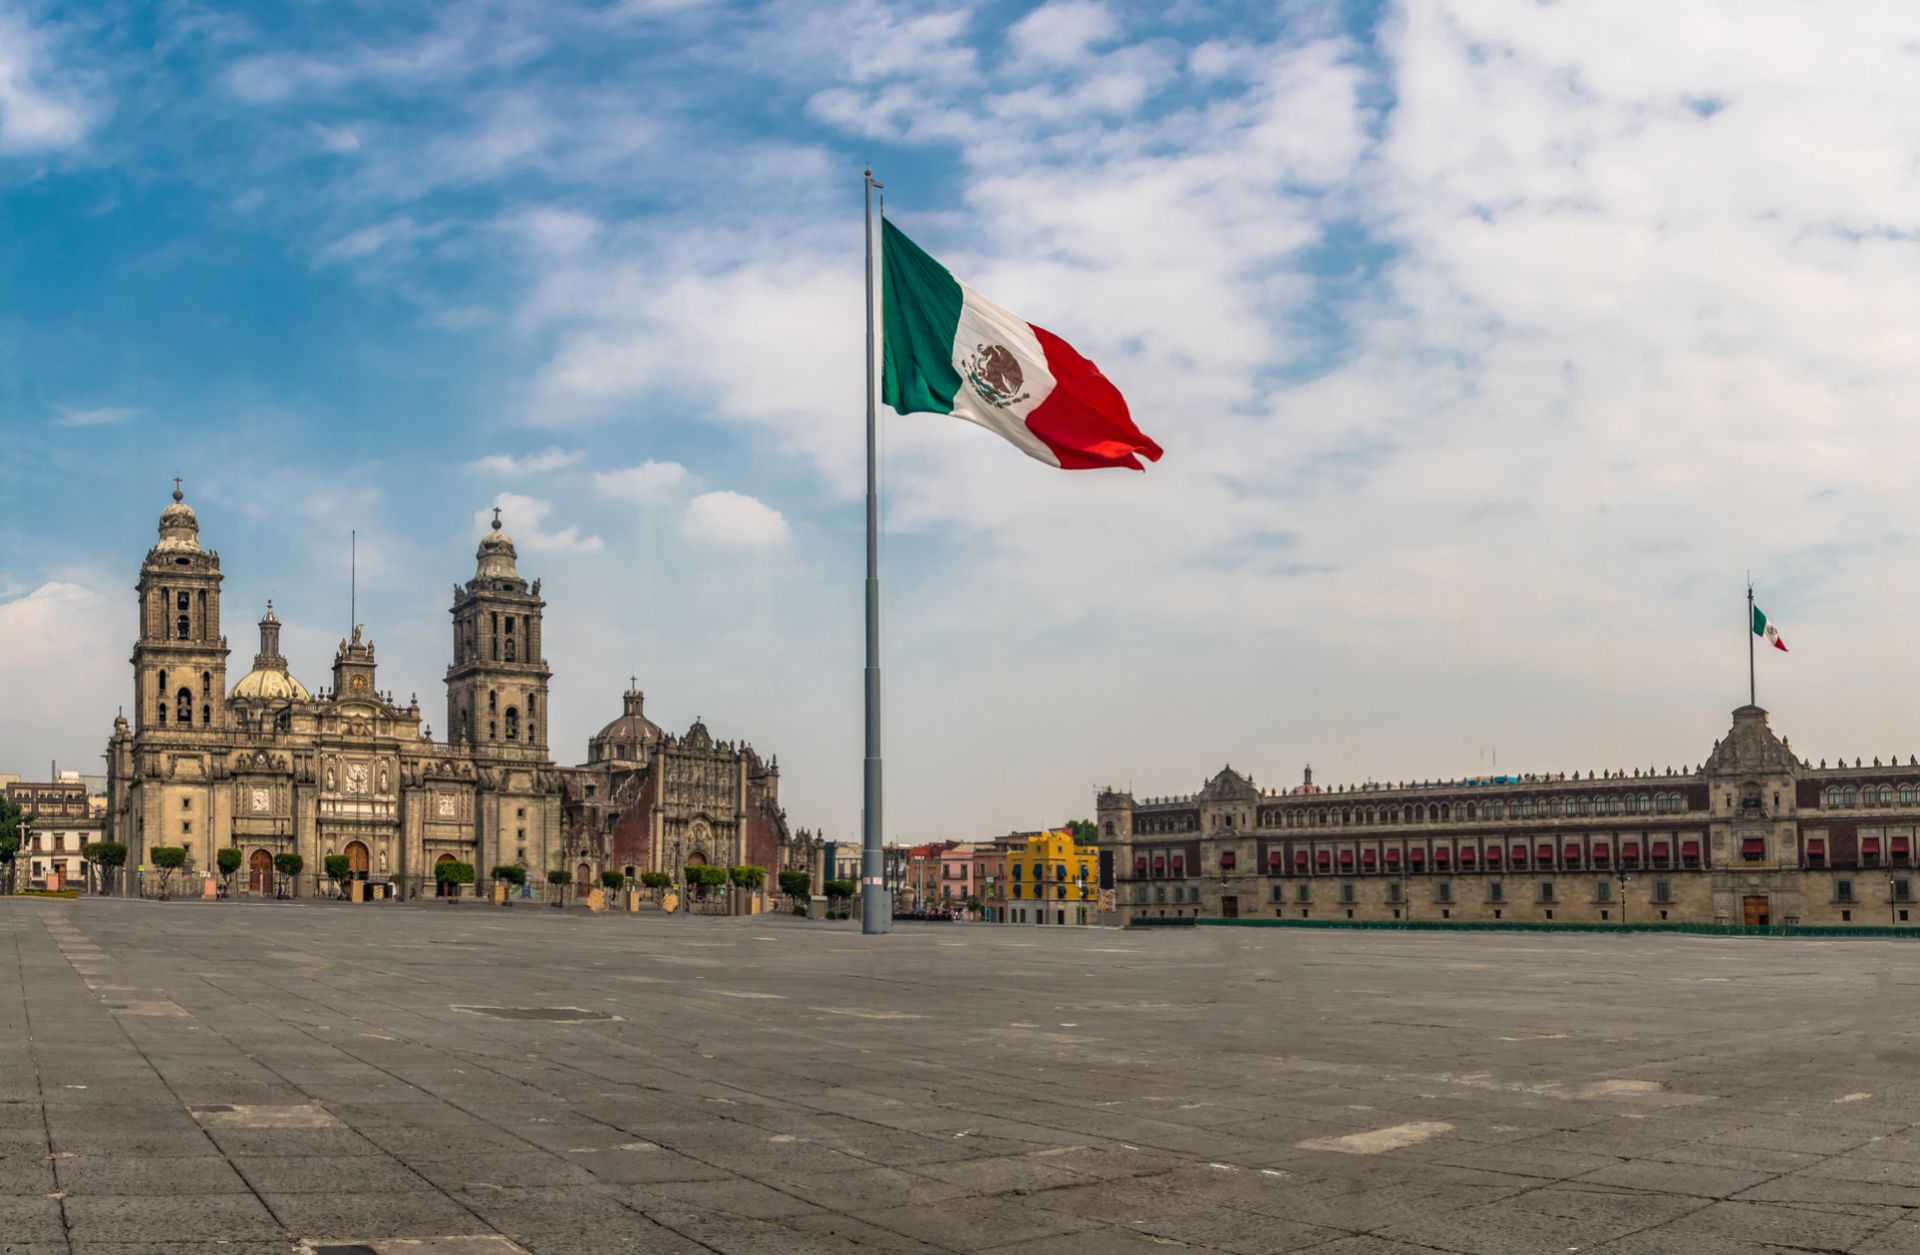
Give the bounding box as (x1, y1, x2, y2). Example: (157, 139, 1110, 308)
(7, 0, 1920, 838)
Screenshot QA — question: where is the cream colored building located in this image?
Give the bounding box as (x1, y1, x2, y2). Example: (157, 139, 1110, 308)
(1101, 704, 1920, 929)
(103, 486, 561, 892)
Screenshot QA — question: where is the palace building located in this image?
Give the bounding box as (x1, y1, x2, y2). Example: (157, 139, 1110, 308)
(104, 487, 564, 890)
(1099, 704, 1920, 929)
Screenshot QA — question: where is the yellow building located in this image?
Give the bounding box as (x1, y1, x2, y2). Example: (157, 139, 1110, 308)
(1004, 829, 1099, 926)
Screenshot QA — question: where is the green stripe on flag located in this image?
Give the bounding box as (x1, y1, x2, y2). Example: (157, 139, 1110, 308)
(1752, 605, 1768, 637)
(881, 219, 964, 417)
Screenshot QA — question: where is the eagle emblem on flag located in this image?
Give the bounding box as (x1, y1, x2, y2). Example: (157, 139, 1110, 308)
(964, 343, 1030, 409)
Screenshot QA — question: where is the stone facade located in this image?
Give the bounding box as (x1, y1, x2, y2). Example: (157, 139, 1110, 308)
(103, 487, 562, 890)
(555, 687, 797, 884)
(1100, 704, 1920, 928)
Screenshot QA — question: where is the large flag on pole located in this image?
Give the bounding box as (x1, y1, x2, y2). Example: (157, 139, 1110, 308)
(1752, 604, 1788, 652)
(881, 219, 1163, 471)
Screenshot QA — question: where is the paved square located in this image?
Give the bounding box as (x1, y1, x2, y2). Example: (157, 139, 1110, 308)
(6, 901, 1920, 1253)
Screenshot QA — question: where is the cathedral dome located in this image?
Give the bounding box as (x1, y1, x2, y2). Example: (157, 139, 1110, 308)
(229, 602, 310, 702)
(155, 481, 201, 553)
(590, 685, 663, 763)
(475, 507, 519, 579)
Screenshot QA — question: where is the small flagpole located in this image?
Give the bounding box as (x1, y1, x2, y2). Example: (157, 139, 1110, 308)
(1747, 576, 1756, 708)
(861, 165, 891, 936)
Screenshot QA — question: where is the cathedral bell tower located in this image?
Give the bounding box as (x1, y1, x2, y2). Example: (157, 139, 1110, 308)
(132, 481, 230, 735)
(446, 509, 550, 753)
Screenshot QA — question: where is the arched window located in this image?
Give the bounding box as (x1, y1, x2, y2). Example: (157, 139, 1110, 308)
(1881, 786, 1894, 805)
(202, 671, 211, 697)
(177, 591, 190, 612)
(201, 704, 210, 725)
(176, 615, 190, 640)
(505, 708, 520, 740)
(158, 699, 167, 723)
(527, 693, 536, 721)
(489, 720, 497, 740)
(505, 639, 516, 662)
(1464, 804, 1476, 820)
(489, 690, 497, 712)
(1845, 786, 1858, 806)
(1104, 821, 1114, 836)
(1903, 787, 1914, 806)
(175, 688, 192, 724)
(1440, 804, 1451, 821)
(1827, 787, 1840, 807)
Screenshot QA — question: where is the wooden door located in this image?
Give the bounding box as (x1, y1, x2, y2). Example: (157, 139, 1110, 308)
(1222, 895, 1240, 919)
(248, 849, 273, 894)
(345, 841, 370, 878)
(1743, 895, 1770, 927)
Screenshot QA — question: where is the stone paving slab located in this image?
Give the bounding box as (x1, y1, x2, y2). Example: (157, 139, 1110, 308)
(12, 898, 1920, 1252)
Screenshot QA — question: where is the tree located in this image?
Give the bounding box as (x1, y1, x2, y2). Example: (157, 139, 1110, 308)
(728, 865, 765, 891)
(601, 870, 626, 891)
(547, 868, 571, 907)
(0, 794, 32, 896)
(1066, 819, 1100, 846)
(823, 878, 855, 900)
(216, 848, 243, 896)
(778, 869, 812, 903)
(689, 865, 728, 898)
(273, 852, 304, 897)
(640, 870, 671, 896)
(491, 864, 527, 890)
(323, 854, 351, 893)
(150, 846, 187, 899)
(83, 841, 127, 896)
(437, 860, 475, 902)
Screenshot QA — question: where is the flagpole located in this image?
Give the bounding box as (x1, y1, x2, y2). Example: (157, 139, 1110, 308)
(862, 166, 891, 936)
(1747, 577, 1756, 708)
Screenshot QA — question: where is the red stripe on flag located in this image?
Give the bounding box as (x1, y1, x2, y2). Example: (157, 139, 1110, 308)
(1023, 324, 1163, 471)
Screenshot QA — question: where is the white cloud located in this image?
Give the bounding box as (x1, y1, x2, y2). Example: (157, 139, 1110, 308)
(310, 122, 361, 153)
(1008, 1, 1119, 64)
(0, 10, 91, 153)
(467, 448, 583, 475)
(592, 459, 692, 503)
(474, 492, 603, 554)
(681, 491, 789, 547)
(55, 406, 135, 428)
(0, 582, 121, 771)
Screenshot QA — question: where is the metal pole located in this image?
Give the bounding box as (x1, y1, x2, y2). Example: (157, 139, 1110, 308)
(1747, 579, 1755, 707)
(862, 167, 890, 935)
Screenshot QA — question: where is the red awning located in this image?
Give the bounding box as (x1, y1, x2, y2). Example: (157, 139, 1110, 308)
(1510, 846, 1526, 861)
(1338, 850, 1354, 865)
(1409, 848, 1426, 863)
(1385, 848, 1401, 864)
(1682, 840, 1700, 857)
(1362, 849, 1377, 864)
(1269, 850, 1283, 866)
(1537, 844, 1554, 860)
(1652, 840, 1670, 857)
(1220, 851, 1237, 869)
(1563, 844, 1581, 859)
(1171, 854, 1185, 868)
(1315, 850, 1331, 865)
(1435, 847, 1451, 863)
(1486, 847, 1503, 863)
(1134, 857, 1147, 873)
(1295, 850, 1310, 865)
(1896, 837, 1912, 854)
(1740, 839, 1765, 855)
(1622, 842, 1640, 858)
(1460, 848, 1477, 863)
(1592, 845, 1611, 861)
(1807, 838, 1826, 856)
(1864, 837, 1882, 854)
(1152, 856, 1166, 869)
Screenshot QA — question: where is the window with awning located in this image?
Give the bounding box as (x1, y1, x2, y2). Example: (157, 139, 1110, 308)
(1740, 838, 1765, 860)
(1220, 851, 1236, 870)
(1295, 849, 1310, 866)
(1592, 845, 1610, 866)
(1361, 849, 1377, 870)
(1315, 849, 1331, 868)
(1895, 836, 1912, 863)
(1563, 843, 1581, 861)
(1621, 841, 1640, 864)
(1459, 847, 1476, 866)
(1268, 849, 1284, 868)
(1536, 843, 1553, 863)
(1385, 848, 1401, 865)
(1338, 849, 1354, 867)
(1681, 839, 1701, 865)
(1863, 837, 1882, 864)
(1652, 839, 1671, 864)
(1806, 838, 1826, 864)
(1409, 848, 1426, 864)
(1134, 856, 1147, 875)
(1152, 855, 1165, 875)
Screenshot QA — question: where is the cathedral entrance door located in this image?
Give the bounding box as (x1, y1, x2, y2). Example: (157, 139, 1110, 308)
(345, 841, 370, 880)
(248, 849, 273, 895)
(576, 862, 592, 889)
(1743, 895, 1770, 928)
(435, 854, 458, 897)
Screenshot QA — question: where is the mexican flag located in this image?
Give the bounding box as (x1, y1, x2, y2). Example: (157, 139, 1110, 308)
(881, 220, 1163, 471)
(1752, 605, 1788, 652)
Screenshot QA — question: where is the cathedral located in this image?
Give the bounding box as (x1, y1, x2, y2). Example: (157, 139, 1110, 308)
(103, 484, 798, 895)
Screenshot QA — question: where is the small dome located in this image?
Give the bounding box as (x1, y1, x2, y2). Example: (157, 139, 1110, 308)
(590, 686, 663, 763)
(156, 481, 201, 553)
(230, 667, 311, 701)
(476, 507, 519, 579)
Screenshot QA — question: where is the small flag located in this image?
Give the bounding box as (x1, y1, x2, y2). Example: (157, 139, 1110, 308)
(881, 219, 1163, 471)
(1752, 605, 1788, 652)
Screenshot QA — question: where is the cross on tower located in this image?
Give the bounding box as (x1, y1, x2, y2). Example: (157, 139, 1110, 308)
(172, 476, 183, 502)
(491, 506, 502, 530)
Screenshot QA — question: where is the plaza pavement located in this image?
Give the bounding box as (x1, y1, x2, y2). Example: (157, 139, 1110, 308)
(5, 900, 1920, 1254)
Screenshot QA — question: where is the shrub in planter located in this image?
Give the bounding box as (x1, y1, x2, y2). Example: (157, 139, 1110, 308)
(491, 865, 526, 903)
(728, 865, 766, 891)
(216, 847, 243, 896)
(778, 869, 812, 903)
(823, 879, 855, 901)
(437, 860, 476, 901)
(546, 868, 571, 907)
(149, 845, 187, 898)
(639, 870, 671, 894)
(601, 870, 626, 891)
(83, 841, 127, 895)
(686, 865, 728, 899)
(323, 854, 352, 891)
(273, 852, 305, 897)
